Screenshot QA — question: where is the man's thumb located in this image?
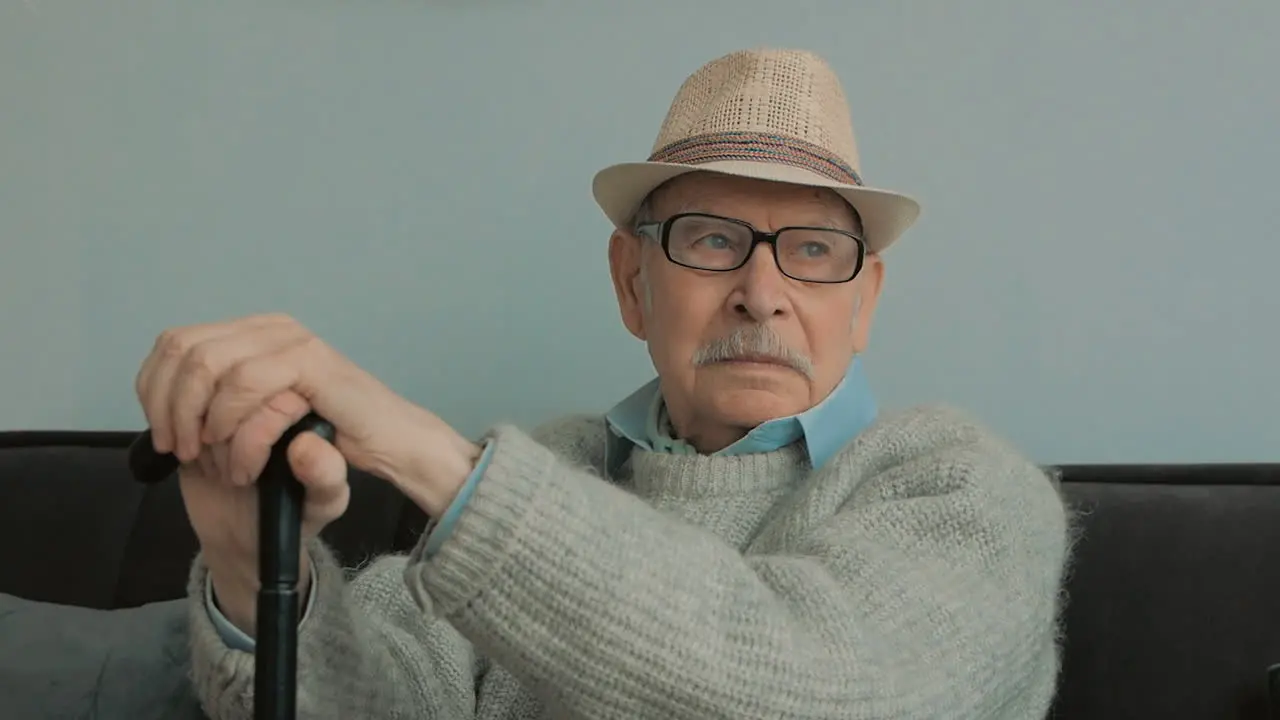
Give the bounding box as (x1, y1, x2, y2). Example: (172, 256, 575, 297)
(286, 431, 348, 502)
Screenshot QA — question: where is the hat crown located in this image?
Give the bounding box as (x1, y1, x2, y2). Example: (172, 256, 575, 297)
(649, 48, 862, 176)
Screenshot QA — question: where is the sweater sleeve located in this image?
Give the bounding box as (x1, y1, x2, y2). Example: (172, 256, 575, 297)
(403, 409, 1071, 720)
(186, 539, 481, 720)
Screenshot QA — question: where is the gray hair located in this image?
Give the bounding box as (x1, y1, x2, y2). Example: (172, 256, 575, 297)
(630, 193, 658, 312)
(692, 324, 814, 378)
(629, 194, 656, 230)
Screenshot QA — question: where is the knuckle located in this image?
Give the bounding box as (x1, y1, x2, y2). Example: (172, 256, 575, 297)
(179, 344, 216, 381)
(292, 329, 321, 355)
(246, 403, 292, 442)
(300, 333, 344, 373)
(264, 390, 309, 420)
(259, 312, 297, 328)
(156, 328, 191, 360)
(221, 361, 256, 393)
(298, 332, 327, 357)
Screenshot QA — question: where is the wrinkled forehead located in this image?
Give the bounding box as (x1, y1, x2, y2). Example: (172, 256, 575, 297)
(649, 172, 862, 233)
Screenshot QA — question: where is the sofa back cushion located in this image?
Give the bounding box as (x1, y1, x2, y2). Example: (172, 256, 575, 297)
(1052, 464, 1280, 719)
(4, 432, 1280, 718)
(0, 431, 418, 609)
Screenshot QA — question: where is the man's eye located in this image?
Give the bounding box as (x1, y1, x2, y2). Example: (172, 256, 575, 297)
(695, 234, 733, 250)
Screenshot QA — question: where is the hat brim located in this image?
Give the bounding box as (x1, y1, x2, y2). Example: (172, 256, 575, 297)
(591, 160, 920, 254)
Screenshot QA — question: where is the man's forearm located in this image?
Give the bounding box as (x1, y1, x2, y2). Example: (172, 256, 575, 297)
(404, 422, 1067, 720)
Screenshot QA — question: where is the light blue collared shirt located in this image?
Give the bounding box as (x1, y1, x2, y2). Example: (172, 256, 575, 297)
(205, 556, 319, 652)
(603, 357, 879, 475)
(207, 359, 876, 650)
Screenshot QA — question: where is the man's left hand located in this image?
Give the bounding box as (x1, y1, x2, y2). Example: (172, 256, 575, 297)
(134, 312, 481, 517)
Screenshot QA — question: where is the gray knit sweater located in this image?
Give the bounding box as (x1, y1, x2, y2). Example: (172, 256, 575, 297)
(185, 404, 1070, 719)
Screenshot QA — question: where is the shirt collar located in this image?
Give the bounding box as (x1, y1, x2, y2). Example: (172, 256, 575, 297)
(603, 358, 878, 475)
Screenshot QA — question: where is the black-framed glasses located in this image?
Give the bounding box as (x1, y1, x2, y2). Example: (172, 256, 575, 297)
(636, 212, 866, 284)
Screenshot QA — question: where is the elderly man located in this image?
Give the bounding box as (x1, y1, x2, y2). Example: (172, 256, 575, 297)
(136, 48, 1069, 719)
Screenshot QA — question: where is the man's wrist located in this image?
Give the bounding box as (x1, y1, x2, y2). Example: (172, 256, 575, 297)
(368, 403, 482, 518)
(207, 550, 312, 636)
(412, 433, 482, 518)
(208, 567, 259, 635)
(383, 415, 482, 518)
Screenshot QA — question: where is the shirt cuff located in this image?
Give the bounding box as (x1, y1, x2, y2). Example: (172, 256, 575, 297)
(421, 439, 495, 558)
(205, 554, 319, 652)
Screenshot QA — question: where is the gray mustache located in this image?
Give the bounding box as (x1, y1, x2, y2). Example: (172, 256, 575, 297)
(692, 326, 814, 378)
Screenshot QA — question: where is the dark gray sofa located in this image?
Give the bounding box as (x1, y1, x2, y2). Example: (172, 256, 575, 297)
(1, 429, 1278, 718)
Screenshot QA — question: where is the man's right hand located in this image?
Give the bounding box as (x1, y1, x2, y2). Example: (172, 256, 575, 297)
(134, 320, 352, 636)
(171, 389, 350, 635)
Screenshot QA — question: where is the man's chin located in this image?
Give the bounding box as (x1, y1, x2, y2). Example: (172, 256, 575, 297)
(700, 380, 811, 426)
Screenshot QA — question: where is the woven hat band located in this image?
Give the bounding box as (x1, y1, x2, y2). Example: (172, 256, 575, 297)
(647, 131, 863, 187)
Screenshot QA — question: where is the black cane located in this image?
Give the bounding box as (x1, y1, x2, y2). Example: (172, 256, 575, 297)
(128, 413, 335, 720)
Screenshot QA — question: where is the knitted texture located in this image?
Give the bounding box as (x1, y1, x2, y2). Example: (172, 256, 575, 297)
(186, 404, 1070, 719)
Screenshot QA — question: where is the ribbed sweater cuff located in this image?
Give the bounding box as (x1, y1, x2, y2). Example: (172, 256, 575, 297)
(186, 537, 349, 711)
(403, 424, 557, 618)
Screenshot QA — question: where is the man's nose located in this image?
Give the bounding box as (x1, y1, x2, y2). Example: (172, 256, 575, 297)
(731, 244, 790, 322)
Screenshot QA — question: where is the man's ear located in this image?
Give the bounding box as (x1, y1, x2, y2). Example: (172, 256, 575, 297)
(608, 229, 648, 341)
(851, 254, 885, 353)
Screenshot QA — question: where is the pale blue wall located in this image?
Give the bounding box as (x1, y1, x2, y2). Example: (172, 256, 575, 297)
(2, 0, 1276, 464)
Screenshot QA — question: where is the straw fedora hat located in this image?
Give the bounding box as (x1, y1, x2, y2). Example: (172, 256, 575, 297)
(592, 48, 921, 254)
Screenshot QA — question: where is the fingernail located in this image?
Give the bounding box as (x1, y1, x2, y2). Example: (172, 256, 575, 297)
(152, 432, 170, 454)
